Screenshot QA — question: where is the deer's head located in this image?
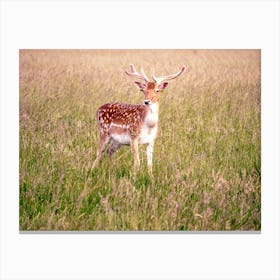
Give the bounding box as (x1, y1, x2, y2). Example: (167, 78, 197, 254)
(125, 64, 186, 105)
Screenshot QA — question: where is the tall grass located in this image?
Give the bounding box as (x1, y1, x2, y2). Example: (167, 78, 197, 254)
(20, 50, 261, 231)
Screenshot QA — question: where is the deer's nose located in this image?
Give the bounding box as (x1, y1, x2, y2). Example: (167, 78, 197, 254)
(144, 100, 150, 105)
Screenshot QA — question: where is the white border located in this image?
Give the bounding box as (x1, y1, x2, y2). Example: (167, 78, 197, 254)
(1, 1, 279, 279)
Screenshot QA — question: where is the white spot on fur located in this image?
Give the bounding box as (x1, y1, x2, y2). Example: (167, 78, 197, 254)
(110, 122, 128, 129)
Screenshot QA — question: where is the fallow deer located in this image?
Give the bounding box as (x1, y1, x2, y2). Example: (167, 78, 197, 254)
(93, 64, 186, 173)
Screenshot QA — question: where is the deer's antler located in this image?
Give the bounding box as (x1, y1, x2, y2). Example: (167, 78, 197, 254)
(152, 66, 186, 84)
(125, 64, 149, 82)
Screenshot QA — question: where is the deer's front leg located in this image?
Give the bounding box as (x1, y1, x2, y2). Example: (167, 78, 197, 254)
(147, 141, 154, 174)
(131, 138, 140, 170)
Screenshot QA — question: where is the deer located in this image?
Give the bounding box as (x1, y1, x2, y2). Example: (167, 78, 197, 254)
(92, 64, 186, 174)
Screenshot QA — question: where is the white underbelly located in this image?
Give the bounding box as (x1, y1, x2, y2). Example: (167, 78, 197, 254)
(110, 120, 157, 146)
(110, 129, 157, 145)
(111, 133, 131, 145)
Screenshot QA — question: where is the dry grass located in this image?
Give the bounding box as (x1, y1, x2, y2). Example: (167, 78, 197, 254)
(20, 49, 261, 231)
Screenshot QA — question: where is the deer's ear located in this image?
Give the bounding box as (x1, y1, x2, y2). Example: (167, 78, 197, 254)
(158, 82, 169, 91)
(134, 81, 146, 91)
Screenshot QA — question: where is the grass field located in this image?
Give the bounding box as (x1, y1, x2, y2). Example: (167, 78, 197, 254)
(19, 49, 261, 231)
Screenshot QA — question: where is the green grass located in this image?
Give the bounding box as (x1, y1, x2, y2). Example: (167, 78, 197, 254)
(20, 49, 261, 231)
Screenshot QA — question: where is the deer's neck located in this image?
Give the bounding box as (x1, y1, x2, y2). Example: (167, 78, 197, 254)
(144, 102, 159, 128)
(147, 102, 159, 115)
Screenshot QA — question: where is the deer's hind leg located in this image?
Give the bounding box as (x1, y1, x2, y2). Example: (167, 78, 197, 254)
(93, 133, 110, 168)
(106, 140, 121, 157)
